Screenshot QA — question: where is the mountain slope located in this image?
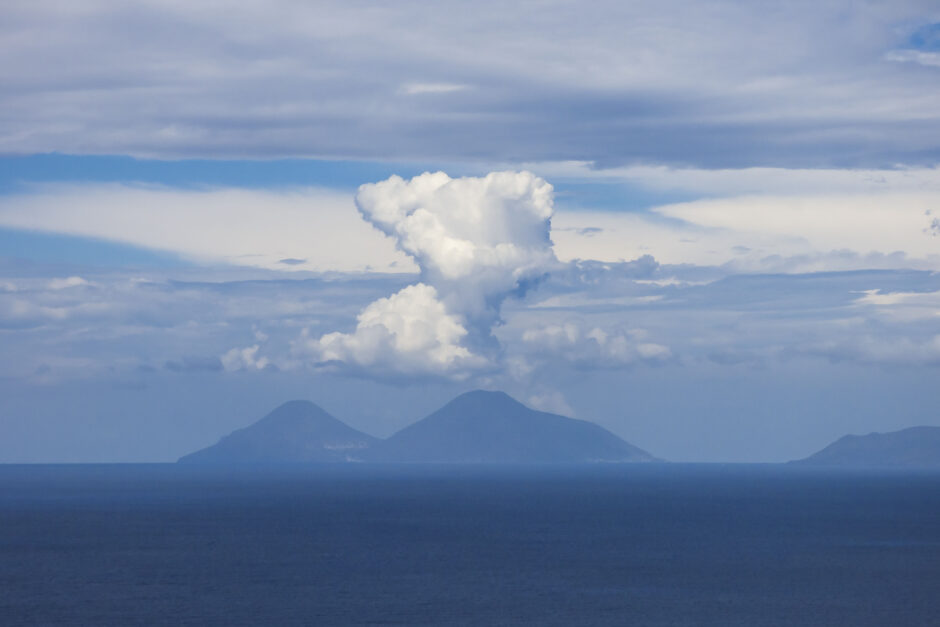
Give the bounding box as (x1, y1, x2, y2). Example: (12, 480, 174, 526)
(792, 426, 940, 468)
(368, 390, 657, 463)
(178, 400, 376, 464)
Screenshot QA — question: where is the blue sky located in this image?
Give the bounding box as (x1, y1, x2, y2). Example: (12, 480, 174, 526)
(1, 1, 939, 462)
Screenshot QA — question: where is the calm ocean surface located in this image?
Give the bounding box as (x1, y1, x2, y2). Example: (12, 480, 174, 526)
(1, 464, 938, 626)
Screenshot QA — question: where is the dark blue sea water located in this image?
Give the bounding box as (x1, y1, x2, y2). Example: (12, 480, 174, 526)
(1, 464, 938, 626)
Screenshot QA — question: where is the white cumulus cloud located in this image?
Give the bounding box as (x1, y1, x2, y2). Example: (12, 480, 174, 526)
(305, 171, 558, 377)
(220, 345, 269, 372)
(47, 276, 90, 290)
(519, 322, 671, 369)
(356, 170, 557, 317)
(301, 283, 486, 378)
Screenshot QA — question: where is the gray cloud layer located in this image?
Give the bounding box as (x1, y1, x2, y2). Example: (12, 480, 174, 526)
(3, 259, 938, 387)
(3, 1, 940, 167)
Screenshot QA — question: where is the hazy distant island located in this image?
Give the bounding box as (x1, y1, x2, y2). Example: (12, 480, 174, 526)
(791, 426, 940, 469)
(178, 390, 658, 464)
(177, 400, 377, 464)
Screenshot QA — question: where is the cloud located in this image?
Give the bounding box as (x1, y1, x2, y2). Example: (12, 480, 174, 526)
(799, 334, 940, 367)
(527, 390, 575, 417)
(527, 163, 940, 197)
(517, 322, 671, 369)
(221, 345, 270, 371)
(5, 162, 940, 277)
(0, 266, 412, 380)
(2, 1, 939, 167)
(298, 283, 486, 378)
(47, 276, 90, 290)
(356, 171, 557, 317)
(400, 83, 469, 95)
(885, 49, 940, 68)
(305, 171, 558, 377)
(550, 187, 940, 271)
(0, 298, 70, 328)
(533, 162, 940, 272)
(3, 249, 939, 388)
(494, 265, 940, 373)
(853, 288, 940, 322)
(554, 226, 605, 237)
(653, 193, 940, 263)
(0, 185, 413, 272)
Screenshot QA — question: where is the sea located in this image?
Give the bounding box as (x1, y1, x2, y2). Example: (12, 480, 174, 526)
(1, 463, 938, 626)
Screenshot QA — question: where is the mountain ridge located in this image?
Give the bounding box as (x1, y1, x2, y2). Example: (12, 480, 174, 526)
(178, 390, 658, 465)
(791, 425, 940, 468)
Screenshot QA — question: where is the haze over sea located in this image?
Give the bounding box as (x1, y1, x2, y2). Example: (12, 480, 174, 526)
(2, 464, 938, 626)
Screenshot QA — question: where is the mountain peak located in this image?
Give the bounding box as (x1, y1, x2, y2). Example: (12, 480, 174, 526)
(456, 389, 514, 399)
(448, 389, 521, 408)
(269, 399, 321, 412)
(178, 400, 376, 464)
(369, 390, 656, 463)
(256, 400, 336, 426)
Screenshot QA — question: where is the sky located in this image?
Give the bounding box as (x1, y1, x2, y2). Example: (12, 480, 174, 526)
(1, 0, 939, 463)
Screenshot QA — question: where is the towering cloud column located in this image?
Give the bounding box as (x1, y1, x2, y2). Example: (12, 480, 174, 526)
(304, 171, 558, 378)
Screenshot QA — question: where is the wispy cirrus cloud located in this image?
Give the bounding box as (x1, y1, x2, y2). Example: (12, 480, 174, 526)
(0, 184, 414, 273)
(399, 82, 470, 95)
(885, 49, 940, 68)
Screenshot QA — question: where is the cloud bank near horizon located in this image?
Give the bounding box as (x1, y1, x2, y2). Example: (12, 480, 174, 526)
(3, 262, 939, 386)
